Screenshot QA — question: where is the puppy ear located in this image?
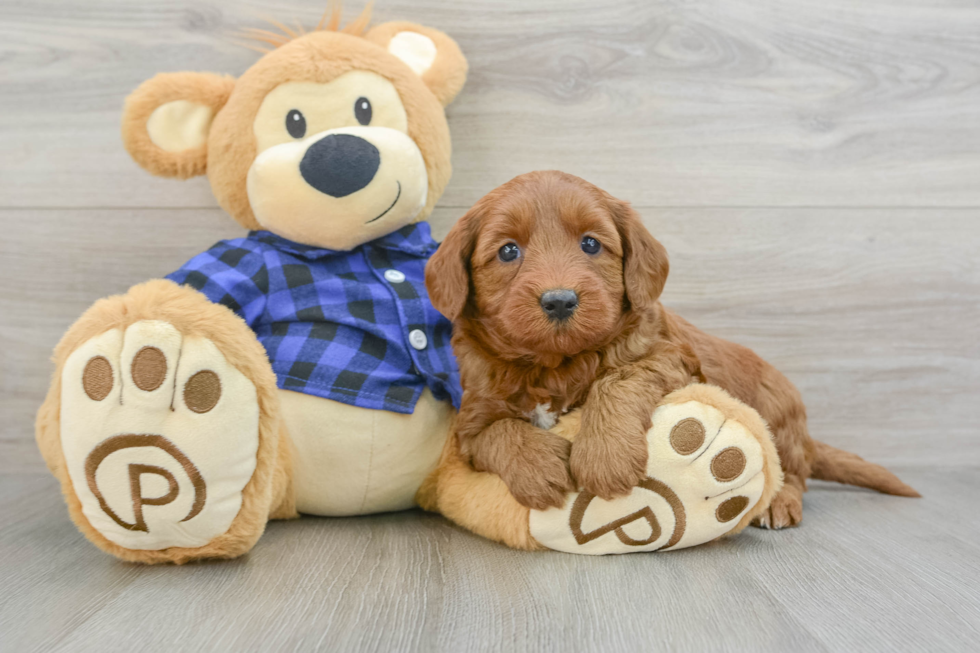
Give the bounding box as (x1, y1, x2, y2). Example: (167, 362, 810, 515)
(366, 22, 468, 106)
(607, 196, 669, 312)
(426, 205, 482, 321)
(121, 72, 236, 179)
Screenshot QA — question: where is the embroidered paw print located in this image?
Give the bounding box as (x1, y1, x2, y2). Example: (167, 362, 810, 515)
(60, 320, 260, 550)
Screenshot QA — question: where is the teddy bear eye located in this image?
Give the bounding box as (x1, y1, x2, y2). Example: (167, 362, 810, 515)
(581, 236, 601, 255)
(286, 109, 306, 139)
(498, 242, 521, 262)
(355, 97, 372, 126)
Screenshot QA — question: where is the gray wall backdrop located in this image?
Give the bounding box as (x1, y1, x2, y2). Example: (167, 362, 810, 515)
(2, 0, 977, 473)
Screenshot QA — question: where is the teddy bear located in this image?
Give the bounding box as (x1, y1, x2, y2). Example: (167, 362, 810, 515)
(35, 6, 782, 563)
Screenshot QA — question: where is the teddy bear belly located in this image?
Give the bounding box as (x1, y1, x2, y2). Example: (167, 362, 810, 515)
(279, 387, 453, 516)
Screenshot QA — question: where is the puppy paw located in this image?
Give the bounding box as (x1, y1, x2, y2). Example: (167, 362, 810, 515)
(500, 433, 574, 511)
(753, 484, 803, 529)
(59, 320, 260, 551)
(569, 427, 647, 500)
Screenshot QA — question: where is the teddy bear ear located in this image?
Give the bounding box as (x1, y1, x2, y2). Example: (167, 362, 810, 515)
(365, 22, 468, 106)
(121, 72, 236, 179)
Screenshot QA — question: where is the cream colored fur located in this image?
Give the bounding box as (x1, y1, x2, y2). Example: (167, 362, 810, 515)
(146, 100, 215, 152)
(122, 72, 235, 179)
(664, 384, 784, 533)
(60, 321, 261, 550)
(387, 32, 438, 76)
(282, 387, 452, 516)
(247, 125, 428, 250)
(36, 280, 294, 564)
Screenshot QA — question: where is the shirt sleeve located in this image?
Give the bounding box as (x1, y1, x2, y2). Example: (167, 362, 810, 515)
(166, 238, 269, 327)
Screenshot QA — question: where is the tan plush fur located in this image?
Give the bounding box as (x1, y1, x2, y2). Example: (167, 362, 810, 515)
(120, 11, 464, 233)
(364, 21, 469, 106)
(36, 280, 296, 564)
(426, 171, 918, 530)
(122, 72, 236, 179)
(268, 421, 299, 520)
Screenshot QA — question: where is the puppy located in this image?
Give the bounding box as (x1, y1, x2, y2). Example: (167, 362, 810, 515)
(426, 171, 918, 526)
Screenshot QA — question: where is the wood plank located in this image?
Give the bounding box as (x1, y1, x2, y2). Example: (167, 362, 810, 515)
(1, 469, 976, 651)
(1, 0, 980, 209)
(1, 207, 976, 474)
(753, 471, 980, 651)
(649, 207, 980, 468)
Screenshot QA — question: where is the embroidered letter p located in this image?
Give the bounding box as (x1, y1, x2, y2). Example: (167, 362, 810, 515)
(84, 434, 207, 533)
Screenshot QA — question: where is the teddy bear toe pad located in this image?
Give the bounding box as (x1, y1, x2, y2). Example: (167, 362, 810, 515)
(529, 400, 767, 554)
(60, 320, 260, 551)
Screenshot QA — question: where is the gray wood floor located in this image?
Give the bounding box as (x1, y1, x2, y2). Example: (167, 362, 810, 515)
(1, 1, 978, 651)
(2, 470, 978, 652)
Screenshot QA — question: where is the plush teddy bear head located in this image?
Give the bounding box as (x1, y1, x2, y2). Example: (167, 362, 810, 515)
(121, 7, 467, 251)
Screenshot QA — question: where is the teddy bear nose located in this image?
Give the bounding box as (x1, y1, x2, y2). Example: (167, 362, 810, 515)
(539, 289, 579, 322)
(299, 133, 380, 198)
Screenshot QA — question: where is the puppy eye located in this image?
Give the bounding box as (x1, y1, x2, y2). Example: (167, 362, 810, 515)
(355, 97, 372, 125)
(581, 236, 601, 255)
(286, 109, 306, 139)
(498, 242, 521, 262)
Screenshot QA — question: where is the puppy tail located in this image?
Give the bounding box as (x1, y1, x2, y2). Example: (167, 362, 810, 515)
(810, 440, 920, 497)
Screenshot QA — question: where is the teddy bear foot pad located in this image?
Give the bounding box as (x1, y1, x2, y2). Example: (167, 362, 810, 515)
(529, 398, 771, 554)
(59, 319, 260, 551)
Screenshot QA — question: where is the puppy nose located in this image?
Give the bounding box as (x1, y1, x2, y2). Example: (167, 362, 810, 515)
(299, 133, 380, 198)
(539, 289, 579, 322)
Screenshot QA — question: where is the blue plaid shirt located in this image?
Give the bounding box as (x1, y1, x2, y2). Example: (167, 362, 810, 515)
(166, 223, 461, 414)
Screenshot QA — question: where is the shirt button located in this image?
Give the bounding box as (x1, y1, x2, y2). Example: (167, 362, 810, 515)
(409, 329, 428, 350)
(384, 269, 406, 283)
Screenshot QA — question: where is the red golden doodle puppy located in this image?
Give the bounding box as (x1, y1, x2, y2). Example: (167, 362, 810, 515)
(426, 170, 918, 528)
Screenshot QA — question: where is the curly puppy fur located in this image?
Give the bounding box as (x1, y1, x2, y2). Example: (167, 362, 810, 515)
(426, 170, 919, 526)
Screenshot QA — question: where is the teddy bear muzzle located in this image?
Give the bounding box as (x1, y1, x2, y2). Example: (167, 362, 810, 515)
(246, 125, 428, 251)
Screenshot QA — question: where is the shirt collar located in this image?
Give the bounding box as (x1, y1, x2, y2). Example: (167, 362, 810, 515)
(250, 222, 438, 260)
